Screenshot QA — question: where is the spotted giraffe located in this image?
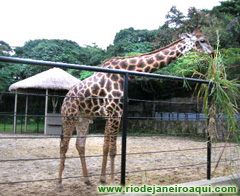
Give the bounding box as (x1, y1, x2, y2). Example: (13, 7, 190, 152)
(58, 29, 213, 188)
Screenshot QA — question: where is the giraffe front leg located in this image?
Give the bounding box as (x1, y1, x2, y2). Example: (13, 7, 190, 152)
(75, 118, 92, 185)
(58, 134, 71, 189)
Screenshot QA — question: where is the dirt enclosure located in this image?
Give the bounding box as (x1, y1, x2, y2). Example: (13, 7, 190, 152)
(0, 133, 239, 196)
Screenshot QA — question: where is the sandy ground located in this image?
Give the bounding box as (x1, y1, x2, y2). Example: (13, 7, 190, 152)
(0, 133, 239, 196)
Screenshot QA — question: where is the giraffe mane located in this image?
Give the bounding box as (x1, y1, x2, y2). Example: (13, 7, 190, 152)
(138, 38, 184, 56)
(102, 38, 184, 64)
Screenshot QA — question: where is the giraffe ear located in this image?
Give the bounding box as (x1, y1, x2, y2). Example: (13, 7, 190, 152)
(180, 33, 192, 39)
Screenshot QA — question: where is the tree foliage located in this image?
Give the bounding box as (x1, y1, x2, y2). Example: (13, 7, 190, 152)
(214, 0, 240, 16)
(165, 6, 185, 28)
(13, 40, 105, 81)
(15, 39, 87, 64)
(0, 41, 13, 91)
(106, 27, 157, 57)
(0, 41, 12, 56)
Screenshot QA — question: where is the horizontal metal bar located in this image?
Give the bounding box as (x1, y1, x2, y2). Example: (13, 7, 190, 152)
(0, 56, 210, 84)
(129, 98, 203, 104)
(0, 146, 210, 163)
(0, 91, 123, 100)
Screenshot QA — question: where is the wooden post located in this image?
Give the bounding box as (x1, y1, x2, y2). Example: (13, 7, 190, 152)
(24, 95, 28, 132)
(44, 89, 48, 135)
(13, 91, 18, 134)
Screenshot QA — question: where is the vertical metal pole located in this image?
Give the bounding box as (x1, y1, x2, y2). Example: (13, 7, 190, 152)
(207, 135, 211, 180)
(121, 73, 129, 186)
(207, 88, 212, 180)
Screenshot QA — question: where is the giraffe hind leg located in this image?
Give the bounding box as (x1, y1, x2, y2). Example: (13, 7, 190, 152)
(109, 118, 120, 184)
(100, 120, 110, 184)
(75, 118, 92, 185)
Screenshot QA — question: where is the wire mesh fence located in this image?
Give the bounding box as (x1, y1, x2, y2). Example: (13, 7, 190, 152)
(0, 135, 239, 186)
(0, 91, 239, 188)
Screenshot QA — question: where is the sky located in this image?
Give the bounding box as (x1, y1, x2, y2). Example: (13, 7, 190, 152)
(1, 0, 222, 49)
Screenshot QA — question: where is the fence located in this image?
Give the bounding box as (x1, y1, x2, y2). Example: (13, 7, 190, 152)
(0, 56, 239, 190)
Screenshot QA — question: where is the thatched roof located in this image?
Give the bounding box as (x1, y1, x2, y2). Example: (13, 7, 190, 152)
(9, 67, 80, 92)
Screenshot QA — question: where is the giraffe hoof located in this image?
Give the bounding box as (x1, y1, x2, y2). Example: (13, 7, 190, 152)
(85, 180, 92, 186)
(110, 180, 115, 186)
(56, 183, 63, 190)
(100, 179, 107, 185)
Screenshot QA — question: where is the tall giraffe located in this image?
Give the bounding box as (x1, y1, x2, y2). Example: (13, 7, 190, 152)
(58, 29, 213, 188)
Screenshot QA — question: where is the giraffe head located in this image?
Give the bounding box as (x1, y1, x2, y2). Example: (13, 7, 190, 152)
(180, 29, 213, 54)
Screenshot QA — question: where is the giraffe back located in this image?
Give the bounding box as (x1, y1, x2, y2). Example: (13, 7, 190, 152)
(61, 72, 124, 119)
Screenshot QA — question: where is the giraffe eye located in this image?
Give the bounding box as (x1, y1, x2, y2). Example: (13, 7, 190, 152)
(200, 40, 206, 43)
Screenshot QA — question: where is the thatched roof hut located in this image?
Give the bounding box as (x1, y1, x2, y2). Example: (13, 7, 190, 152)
(9, 67, 80, 91)
(9, 67, 80, 134)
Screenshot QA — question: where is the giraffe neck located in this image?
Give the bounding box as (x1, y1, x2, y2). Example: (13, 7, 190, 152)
(102, 39, 191, 73)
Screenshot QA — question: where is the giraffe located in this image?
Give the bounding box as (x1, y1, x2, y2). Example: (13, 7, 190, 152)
(57, 29, 213, 188)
